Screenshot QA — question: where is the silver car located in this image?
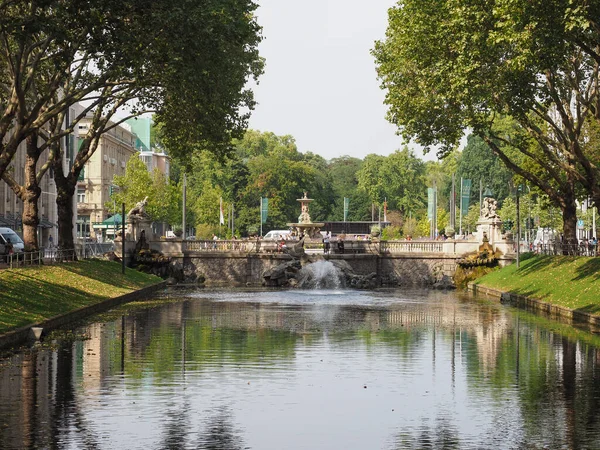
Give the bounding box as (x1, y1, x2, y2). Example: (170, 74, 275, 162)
(0, 227, 24, 260)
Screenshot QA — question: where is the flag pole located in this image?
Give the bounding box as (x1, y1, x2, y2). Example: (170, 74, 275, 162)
(459, 177, 463, 237)
(260, 197, 262, 237)
(182, 173, 187, 240)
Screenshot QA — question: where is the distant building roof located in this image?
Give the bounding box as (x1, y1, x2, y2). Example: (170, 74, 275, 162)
(126, 117, 152, 152)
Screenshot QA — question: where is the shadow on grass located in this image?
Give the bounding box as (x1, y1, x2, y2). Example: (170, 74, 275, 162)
(572, 258, 600, 282)
(501, 287, 600, 316)
(59, 259, 158, 290)
(516, 255, 576, 277)
(574, 303, 600, 315)
(0, 271, 107, 333)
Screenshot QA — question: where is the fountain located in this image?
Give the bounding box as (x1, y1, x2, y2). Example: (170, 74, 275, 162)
(296, 260, 344, 289)
(287, 192, 324, 239)
(263, 191, 377, 289)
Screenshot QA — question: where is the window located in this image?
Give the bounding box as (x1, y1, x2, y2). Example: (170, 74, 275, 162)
(77, 187, 86, 203)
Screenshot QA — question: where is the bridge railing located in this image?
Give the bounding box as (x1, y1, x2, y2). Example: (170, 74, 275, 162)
(380, 240, 445, 254)
(180, 239, 461, 255)
(184, 239, 262, 253)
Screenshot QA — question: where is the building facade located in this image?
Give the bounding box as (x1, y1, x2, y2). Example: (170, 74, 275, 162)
(76, 119, 137, 241)
(0, 136, 59, 247)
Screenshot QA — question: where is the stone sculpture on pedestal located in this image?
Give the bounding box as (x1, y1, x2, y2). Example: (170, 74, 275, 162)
(126, 196, 152, 243)
(475, 196, 513, 255)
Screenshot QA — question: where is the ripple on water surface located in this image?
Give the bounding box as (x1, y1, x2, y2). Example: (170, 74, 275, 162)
(0, 288, 599, 449)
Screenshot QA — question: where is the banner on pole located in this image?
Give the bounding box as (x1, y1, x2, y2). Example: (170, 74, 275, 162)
(383, 199, 388, 222)
(343, 197, 349, 221)
(261, 197, 268, 224)
(219, 197, 225, 225)
(427, 188, 435, 221)
(460, 179, 472, 216)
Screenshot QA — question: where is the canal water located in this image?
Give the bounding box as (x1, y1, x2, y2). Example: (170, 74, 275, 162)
(1, 288, 600, 449)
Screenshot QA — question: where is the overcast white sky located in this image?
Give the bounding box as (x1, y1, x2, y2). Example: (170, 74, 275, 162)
(248, 0, 437, 162)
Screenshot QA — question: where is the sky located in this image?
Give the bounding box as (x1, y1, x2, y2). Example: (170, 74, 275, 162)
(248, 0, 437, 162)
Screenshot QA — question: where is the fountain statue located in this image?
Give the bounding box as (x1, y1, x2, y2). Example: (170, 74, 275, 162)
(286, 192, 324, 239)
(475, 196, 504, 246)
(125, 196, 153, 243)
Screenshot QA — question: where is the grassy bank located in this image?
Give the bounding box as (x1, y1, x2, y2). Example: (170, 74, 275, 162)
(473, 255, 600, 315)
(0, 260, 161, 334)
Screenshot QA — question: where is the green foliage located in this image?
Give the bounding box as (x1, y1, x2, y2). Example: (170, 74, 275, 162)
(436, 207, 449, 235)
(372, 0, 599, 242)
(183, 130, 336, 236)
(416, 216, 431, 238)
(382, 225, 401, 240)
(457, 135, 514, 207)
(195, 223, 221, 240)
(357, 148, 427, 215)
(463, 203, 481, 235)
(327, 156, 371, 221)
(454, 265, 499, 290)
(112, 158, 181, 224)
(402, 217, 419, 238)
(0, 0, 263, 253)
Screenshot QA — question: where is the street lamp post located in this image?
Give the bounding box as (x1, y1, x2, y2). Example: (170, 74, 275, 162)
(516, 184, 524, 268)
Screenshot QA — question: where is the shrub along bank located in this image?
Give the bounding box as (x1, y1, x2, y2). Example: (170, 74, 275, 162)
(472, 254, 600, 315)
(0, 260, 161, 334)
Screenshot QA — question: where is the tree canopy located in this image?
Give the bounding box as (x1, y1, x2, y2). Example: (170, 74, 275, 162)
(372, 0, 600, 243)
(0, 0, 263, 249)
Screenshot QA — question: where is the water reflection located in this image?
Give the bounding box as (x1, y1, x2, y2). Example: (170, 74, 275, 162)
(0, 289, 599, 449)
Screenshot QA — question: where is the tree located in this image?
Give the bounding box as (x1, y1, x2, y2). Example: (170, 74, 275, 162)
(327, 156, 371, 221)
(356, 154, 386, 207)
(233, 131, 333, 235)
(112, 158, 180, 227)
(380, 148, 427, 215)
(464, 203, 481, 236)
(1, 0, 263, 251)
(372, 0, 600, 247)
(357, 149, 427, 218)
(456, 135, 514, 208)
(0, 0, 143, 249)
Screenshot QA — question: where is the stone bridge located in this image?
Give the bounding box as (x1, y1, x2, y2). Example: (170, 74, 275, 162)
(122, 238, 515, 286)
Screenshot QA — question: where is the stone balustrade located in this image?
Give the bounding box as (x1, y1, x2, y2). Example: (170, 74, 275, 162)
(137, 238, 489, 257)
(114, 237, 514, 286)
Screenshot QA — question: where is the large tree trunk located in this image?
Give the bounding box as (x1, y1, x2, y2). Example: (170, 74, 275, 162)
(562, 195, 579, 254)
(21, 136, 41, 251)
(55, 174, 76, 253)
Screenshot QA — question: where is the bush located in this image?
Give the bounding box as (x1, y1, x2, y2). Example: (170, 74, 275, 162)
(454, 265, 499, 289)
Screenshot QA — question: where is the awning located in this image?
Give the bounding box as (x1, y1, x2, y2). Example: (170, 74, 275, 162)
(102, 214, 123, 226)
(2, 213, 20, 228)
(38, 218, 56, 228)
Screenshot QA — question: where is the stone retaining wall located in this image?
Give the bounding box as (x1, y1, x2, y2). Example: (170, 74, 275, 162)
(468, 283, 600, 326)
(0, 282, 166, 351)
(179, 253, 459, 286)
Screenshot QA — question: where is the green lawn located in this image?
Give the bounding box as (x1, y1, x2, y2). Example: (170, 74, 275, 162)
(474, 255, 600, 315)
(0, 260, 161, 334)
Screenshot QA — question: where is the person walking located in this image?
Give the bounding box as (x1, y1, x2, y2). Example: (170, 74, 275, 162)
(4, 238, 13, 263)
(337, 235, 344, 254)
(323, 232, 331, 254)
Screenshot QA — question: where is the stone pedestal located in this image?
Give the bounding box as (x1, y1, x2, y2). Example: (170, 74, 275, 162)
(127, 218, 153, 243)
(287, 223, 324, 239)
(476, 217, 514, 255)
(476, 218, 503, 245)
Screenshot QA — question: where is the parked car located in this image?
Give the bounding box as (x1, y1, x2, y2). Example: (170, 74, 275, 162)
(263, 230, 292, 240)
(0, 227, 24, 260)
